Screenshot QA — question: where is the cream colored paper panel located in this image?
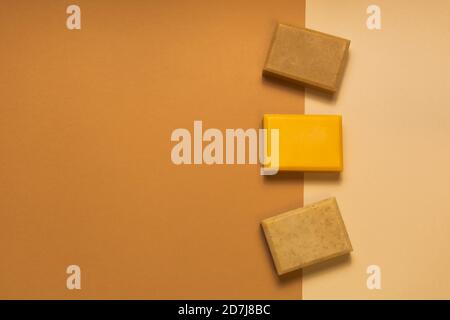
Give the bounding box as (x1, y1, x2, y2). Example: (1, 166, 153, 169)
(304, 0, 450, 299)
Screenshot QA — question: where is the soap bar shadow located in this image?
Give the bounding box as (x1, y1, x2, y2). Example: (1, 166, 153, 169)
(264, 172, 341, 184)
(263, 171, 304, 184)
(302, 254, 352, 279)
(303, 172, 341, 183)
(261, 74, 305, 98)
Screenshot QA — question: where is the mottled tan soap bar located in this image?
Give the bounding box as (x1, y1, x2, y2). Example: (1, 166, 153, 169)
(262, 198, 352, 275)
(263, 24, 350, 93)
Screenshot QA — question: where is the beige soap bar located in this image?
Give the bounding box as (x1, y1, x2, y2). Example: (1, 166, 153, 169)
(263, 24, 350, 93)
(262, 198, 352, 275)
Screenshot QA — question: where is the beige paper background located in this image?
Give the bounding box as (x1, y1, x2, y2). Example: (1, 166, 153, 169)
(0, 0, 305, 299)
(304, 0, 450, 299)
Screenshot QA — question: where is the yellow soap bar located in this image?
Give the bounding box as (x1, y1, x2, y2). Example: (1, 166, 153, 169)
(262, 198, 352, 275)
(264, 114, 343, 172)
(263, 114, 343, 172)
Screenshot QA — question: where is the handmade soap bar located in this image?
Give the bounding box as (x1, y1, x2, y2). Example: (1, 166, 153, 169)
(262, 198, 352, 275)
(263, 114, 343, 172)
(263, 24, 350, 93)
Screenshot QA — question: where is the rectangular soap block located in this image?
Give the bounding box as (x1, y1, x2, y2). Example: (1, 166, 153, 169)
(263, 24, 350, 93)
(263, 114, 343, 172)
(262, 198, 352, 275)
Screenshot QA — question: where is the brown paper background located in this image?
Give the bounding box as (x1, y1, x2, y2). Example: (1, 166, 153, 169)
(0, 0, 305, 299)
